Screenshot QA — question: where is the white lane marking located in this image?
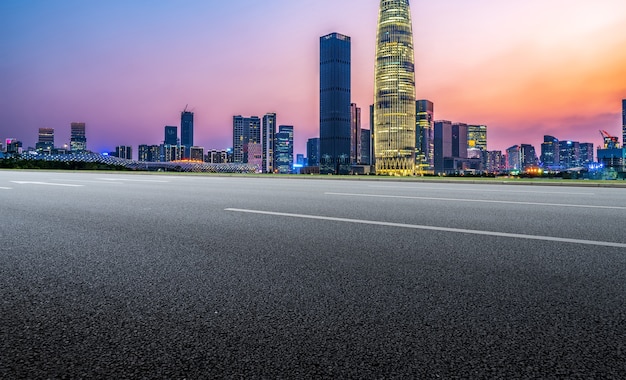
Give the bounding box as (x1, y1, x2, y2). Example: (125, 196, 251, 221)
(10, 181, 83, 187)
(97, 178, 170, 183)
(0, 187, 12, 190)
(225, 208, 626, 249)
(325, 192, 626, 211)
(50, 179, 124, 184)
(368, 185, 595, 196)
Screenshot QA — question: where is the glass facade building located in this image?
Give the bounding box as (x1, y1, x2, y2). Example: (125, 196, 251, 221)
(275, 125, 294, 174)
(164, 126, 177, 146)
(320, 33, 352, 174)
(416, 100, 434, 173)
(36, 128, 54, 151)
(351, 103, 362, 165)
(233, 116, 261, 164)
(70, 122, 87, 152)
(307, 137, 320, 167)
(374, 0, 416, 176)
(181, 110, 194, 159)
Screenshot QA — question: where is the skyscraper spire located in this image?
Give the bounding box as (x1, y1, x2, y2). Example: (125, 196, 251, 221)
(374, 0, 416, 176)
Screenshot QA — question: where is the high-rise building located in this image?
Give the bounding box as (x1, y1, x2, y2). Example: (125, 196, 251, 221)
(190, 146, 204, 162)
(307, 137, 320, 167)
(467, 124, 487, 168)
(351, 103, 362, 165)
(181, 109, 194, 158)
(275, 125, 294, 174)
(559, 140, 580, 169)
(320, 33, 351, 174)
(452, 123, 468, 160)
(262, 113, 276, 173)
(374, 0, 416, 176)
(114, 146, 132, 159)
(541, 135, 560, 168)
(486, 150, 504, 173)
(36, 128, 54, 152)
(138, 145, 160, 162)
(70, 122, 87, 152)
(164, 126, 177, 146)
(622, 99, 626, 147)
(434, 120, 452, 174)
(520, 144, 537, 168)
(579, 143, 594, 165)
(506, 145, 522, 171)
(361, 129, 371, 166)
(233, 116, 261, 164)
(416, 100, 434, 172)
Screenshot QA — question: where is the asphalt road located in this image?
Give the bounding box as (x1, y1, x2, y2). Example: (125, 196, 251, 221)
(1, 170, 625, 379)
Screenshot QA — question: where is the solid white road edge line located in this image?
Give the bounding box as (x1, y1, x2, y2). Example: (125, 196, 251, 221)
(225, 208, 626, 249)
(325, 192, 626, 210)
(367, 185, 595, 196)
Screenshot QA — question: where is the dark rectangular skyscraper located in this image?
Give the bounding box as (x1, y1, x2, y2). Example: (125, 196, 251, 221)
(164, 126, 177, 146)
(622, 99, 625, 146)
(320, 32, 351, 174)
(181, 109, 194, 158)
(36, 128, 54, 151)
(416, 100, 434, 172)
(233, 116, 261, 164)
(434, 120, 452, 174)
(622, 99, 626, 148)
(307, 137, 320, 167)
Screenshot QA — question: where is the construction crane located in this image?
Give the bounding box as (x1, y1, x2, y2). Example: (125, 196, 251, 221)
(600, 130, 620, 149)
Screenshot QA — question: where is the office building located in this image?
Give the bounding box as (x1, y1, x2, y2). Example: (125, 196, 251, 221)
(361, 129, 371, 165)
(138, 145, 160, 162)
(114, 146, 132, 160)
(351, 103, 362, 165)
(275, 125, 294, 174)
(374, 0, 416, 175)
(36, 128, 54, 152)
(506, 145, 522, 171)
(452, 123, 468, 159)
(307, 138, 320, 167)
(164, 126, 177, 146)
(434, 120, 452, 174)
(486, 150, 504, 173)
(320, 33, 351, 174)
(181, 109, 194, 158)
(233, 116, 261, 164)
(520, 144, 538, 168)
(70, 122, 87, 152)
(579, 143, 594, 166)
(540, 135, 560, 168)
(416, 100, 434, 172)
(559, 140, 580, 169)
(160, 144, 181, 162)
(262, 113, 276, 173)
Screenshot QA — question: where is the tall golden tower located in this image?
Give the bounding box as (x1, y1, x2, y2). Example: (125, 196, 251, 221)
(374, 0, 416, 176)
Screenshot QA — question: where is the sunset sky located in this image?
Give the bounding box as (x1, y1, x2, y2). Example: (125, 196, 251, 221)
(1, 0, 625, 157)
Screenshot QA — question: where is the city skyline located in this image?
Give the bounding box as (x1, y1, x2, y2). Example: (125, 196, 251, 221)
(1, 0, 626, 156)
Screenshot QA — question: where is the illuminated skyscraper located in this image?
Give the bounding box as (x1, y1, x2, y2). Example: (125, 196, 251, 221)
(275, 125, 294, 174)
(233, 116, 261, 164)
(70, 122, 86, 152)
(416, 100, 434, 172)
(36, 128, 54, 152)
(262, 113, 276, 173)
(181, 109, 194, 159)
(320, 33, 351, 174)
(374, 0, 416, 175)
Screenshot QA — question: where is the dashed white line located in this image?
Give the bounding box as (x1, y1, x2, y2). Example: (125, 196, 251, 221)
(325, 192, 626, 211)
(97, 178, 170, 183)
(10, 181, 83, 187)
(0, 187, 12, 190)
(225, 208, 626, 249)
